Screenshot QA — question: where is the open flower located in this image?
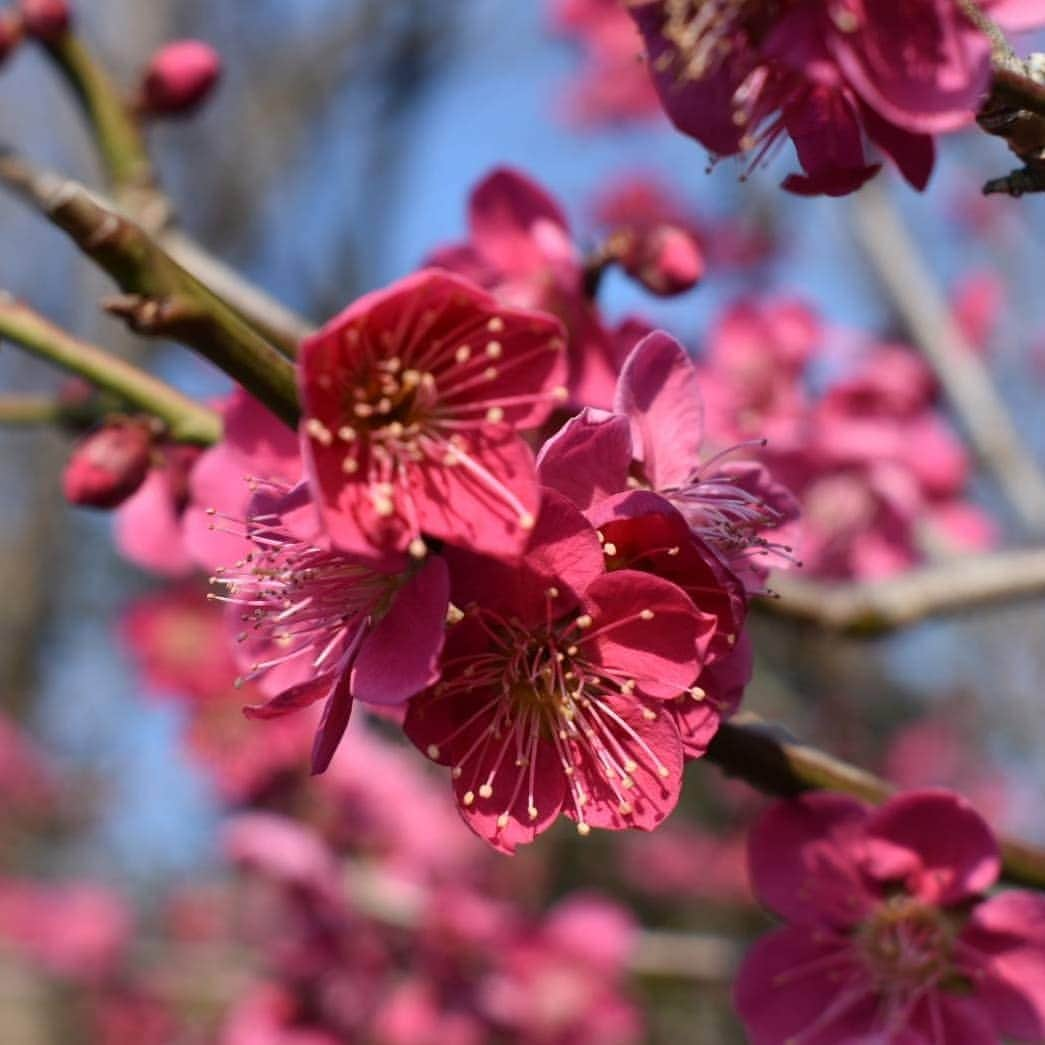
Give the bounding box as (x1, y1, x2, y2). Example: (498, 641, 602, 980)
(405, 493, 712, 851)
(212, 484, 449, 773)
(538, 330, 798, 586)
(736, 790, 1045, 1043)
(299, 268, 567, 561)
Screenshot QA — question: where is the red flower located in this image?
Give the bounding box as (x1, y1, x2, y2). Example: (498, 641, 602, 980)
(405, 493, 712, 851)
(736, 790, 1045, 1042)
(299, 269, 567, 560)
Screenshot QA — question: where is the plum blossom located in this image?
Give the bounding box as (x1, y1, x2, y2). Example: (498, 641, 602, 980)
(405, 492, 713, 851)
(628, 0, 1044, 194)
(212, 483, 449, 773)
(538, 330, 798, 585)
(299, 268, 566, 560)
(736, 790, 1045, 1043)
(428, 168, 646, 409)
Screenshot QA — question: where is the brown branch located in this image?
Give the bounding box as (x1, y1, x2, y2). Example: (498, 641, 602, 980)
(852, 180, 1045, 532)
(0, 151, 300, 429)
(758, 548, 1045, 634)
(705, 715, 1045, 891)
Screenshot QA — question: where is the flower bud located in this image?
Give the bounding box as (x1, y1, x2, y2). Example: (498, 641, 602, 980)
(0, 11, 23, 63)
(618, 225, 704, 297)
(63, 419, 154, 509)
(141, 40, 222, 117)
(18, 0, 70, 43)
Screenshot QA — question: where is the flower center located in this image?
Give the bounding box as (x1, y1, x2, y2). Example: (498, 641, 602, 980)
(427, 592, 677, 837)
(856, 896, 956, 994)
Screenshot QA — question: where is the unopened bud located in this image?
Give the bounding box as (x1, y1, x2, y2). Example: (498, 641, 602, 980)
(18, 0, 70, 43)
(62, 419, 153, 509)
(141, 40, 222, 117)
(619, 225, 704, 297)
(0, 11, 23, 63)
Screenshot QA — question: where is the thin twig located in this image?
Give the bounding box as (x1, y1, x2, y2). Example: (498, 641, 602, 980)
(705, 714, 1045, 891)
(852, 180, 1045, 532)
(0, 150, 299, 429)
(0, 295, 220, 444)
(758, 548, 1045, 634)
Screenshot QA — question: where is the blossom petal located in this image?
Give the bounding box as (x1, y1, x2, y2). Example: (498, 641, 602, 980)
(614, 331, 705, 489)
(748, 793, 875, 927)
(536, 408, 632, 510)
(961, 890, 1045, 1042)
(864, 789, 1000, 905)
(352, 557, 449, 706)
(581, 570, 711, 699)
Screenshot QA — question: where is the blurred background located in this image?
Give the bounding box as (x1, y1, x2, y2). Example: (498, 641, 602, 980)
(2, 1, 1045, 1041)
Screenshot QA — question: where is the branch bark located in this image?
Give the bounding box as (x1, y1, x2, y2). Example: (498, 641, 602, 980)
(0, 295, 220, 443)
(705, 715, 1045, 891)
(758, 548, 1045, 633)
(0, 151, 300, 429)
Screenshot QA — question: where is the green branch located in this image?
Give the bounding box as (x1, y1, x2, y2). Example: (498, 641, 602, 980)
(0, 296, 220, 444)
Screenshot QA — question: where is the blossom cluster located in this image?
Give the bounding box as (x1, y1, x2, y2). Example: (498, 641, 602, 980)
(623, 0, 1044, 194)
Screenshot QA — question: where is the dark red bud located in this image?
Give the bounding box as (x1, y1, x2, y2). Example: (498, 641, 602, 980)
(62, 419, 153, 509)
(619, 225, 704, 297)
(18, 0, 70, 43)
(142, 40, 222, 117)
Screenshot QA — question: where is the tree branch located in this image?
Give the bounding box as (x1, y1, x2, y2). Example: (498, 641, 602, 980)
(758, 548, 1045, 633)
(705, 715, 1045, 891)
(0, 150, 300, 430)
(852, 180, 1045, 532)
(0, 295, 220, 444)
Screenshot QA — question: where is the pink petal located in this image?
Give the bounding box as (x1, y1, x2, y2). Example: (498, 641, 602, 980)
(581, 570, 711, 699)
(352, 558, 448, 706)
(243, 673, 336, 720)
(114, 470, 194, 578)
(827, 0, 992, 134)
(733, 925, 875, 1045)
(221, 389, 301, 479)
(614, 331, 704, 489)
(536, 408, 632, 510)
(311, 669, 354, 774)
(468, 167, 573, 279)
(748, 793, 875, 927)
(960, 890, 1045, 1041)
(411, 427, 541, 559)
(568, 695, 684, 832)
(864, 789, 1000, 905)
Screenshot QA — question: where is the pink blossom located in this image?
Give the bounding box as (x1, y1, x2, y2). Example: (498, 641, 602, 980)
(538, 331, 798, 584)
(405, 492, 710, 851)
(213, 483, 449, 773)
(0, 880, 131, 982)
(121, 585, 315, 800)
(62, 418, 154, 508)
(736, 790, 1045, 1043)
(548, 0, 663, 125)
(428, 168, 625, 409)
(141, 39, 222, 117)
(952, 270, 1005, 354)
(299, 268, 566, 560)
(627, 0, 1043, 194)
(481, 892, 642, 1043)
(114, 442, 202, 577)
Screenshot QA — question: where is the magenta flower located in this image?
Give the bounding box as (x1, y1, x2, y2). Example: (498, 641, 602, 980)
(628, 0, 1042, 194)
(538, 330, 798, 584)
(736, 790, 1045, 1043)
(299, 268, 566, 560)
(213, 484, 449, 773)
(427, 167, 629, 409)
(405, 492, 712, 851)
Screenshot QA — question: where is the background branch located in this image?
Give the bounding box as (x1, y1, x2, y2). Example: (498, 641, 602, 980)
(758, 548, 1045, 633)
(852, 180, 1045, 532)
(0, 151, 300, 429)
